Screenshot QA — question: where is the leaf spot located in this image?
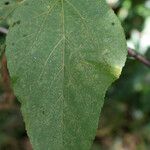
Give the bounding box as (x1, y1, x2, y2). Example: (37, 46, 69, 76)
(42, 111, 45, 115)
(111, 22, 115, 26)
(12, 20, 21, 27)
(4, 1, 10, 5)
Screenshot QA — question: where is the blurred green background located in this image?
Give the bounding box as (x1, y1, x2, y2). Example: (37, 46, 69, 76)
(0, 0, 150, 150)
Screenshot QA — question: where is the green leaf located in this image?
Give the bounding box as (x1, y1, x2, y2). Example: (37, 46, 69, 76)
(0, 0, 22, 26)
(6, 0, 127, 149)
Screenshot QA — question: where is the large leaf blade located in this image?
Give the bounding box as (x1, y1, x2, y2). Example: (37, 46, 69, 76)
(6, 0, 127, 149)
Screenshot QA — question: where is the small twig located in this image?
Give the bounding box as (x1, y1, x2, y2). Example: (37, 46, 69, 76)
(0, 26, 150, 68)
(128, 48, 150, 68)
(0, 27, 8, 34)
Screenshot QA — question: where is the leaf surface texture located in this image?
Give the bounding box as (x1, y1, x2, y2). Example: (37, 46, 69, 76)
(6, 0, 127, 149)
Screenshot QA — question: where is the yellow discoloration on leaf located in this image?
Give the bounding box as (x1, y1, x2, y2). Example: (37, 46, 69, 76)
(113, 65, 122, 78)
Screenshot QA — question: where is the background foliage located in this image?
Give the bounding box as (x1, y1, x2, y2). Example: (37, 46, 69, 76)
(0, 0, 150, 149)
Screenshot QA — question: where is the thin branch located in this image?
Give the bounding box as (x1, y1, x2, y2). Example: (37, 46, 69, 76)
(0, 27, 8, 34)
(128, 48, 150, 68)
(0, 26, 150, 68)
